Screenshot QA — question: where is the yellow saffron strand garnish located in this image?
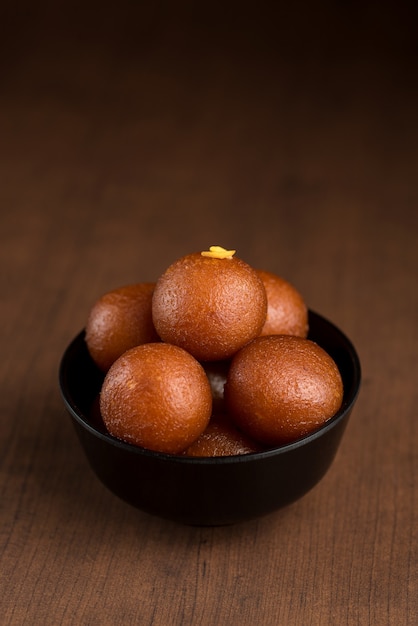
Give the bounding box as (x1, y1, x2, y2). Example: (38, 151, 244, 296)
(201, 246, 236, 259)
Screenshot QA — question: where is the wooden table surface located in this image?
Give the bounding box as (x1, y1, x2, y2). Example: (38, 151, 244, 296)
(1, 3, 417, 624)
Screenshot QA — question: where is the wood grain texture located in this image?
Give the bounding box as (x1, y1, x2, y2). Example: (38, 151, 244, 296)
(1, 2, 417, 624)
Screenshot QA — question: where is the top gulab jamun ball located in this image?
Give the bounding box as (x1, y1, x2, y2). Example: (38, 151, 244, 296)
(152, 248, 267, 361)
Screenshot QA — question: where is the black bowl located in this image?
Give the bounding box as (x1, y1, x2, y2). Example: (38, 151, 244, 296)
(59, 311, 361, 526)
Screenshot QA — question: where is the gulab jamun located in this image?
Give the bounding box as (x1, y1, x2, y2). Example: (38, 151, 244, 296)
(224, 335, 343, 446)
(183, 414, 262, 457)
(85, 283, 160, 372)
(257, 269, 308, 338)
(152, 247, 267, 361)
(100, 343, 212, 454)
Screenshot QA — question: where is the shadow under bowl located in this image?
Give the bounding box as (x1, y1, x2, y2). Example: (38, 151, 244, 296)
(59, 310, 361, 526)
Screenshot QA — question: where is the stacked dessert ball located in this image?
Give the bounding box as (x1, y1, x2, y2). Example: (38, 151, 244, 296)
(85, 246, 343, 456)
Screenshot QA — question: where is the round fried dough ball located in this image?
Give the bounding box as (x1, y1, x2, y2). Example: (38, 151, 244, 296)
(184, 414, 262, 457)
(100, 343, 212, 454)
(152, 248, 267, 361)
(225, 335, 343, 446)
(257, 270, 308, 338)
(85, 283, 160, 372)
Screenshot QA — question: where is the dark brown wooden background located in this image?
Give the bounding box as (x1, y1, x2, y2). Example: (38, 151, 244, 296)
(1, 2, 417, 624)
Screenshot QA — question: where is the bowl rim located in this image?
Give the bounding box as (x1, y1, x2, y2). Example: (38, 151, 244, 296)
(59, 310, 361, 466)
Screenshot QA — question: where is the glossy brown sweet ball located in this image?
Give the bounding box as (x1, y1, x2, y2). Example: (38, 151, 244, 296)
(152, 247, 267, 361)
(257, 270, 308, 338)
(183, 414, 262, 457)
(85, 283, 160, 372)
(100, 343, 212, 454)
(224, 335, 344, 446)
